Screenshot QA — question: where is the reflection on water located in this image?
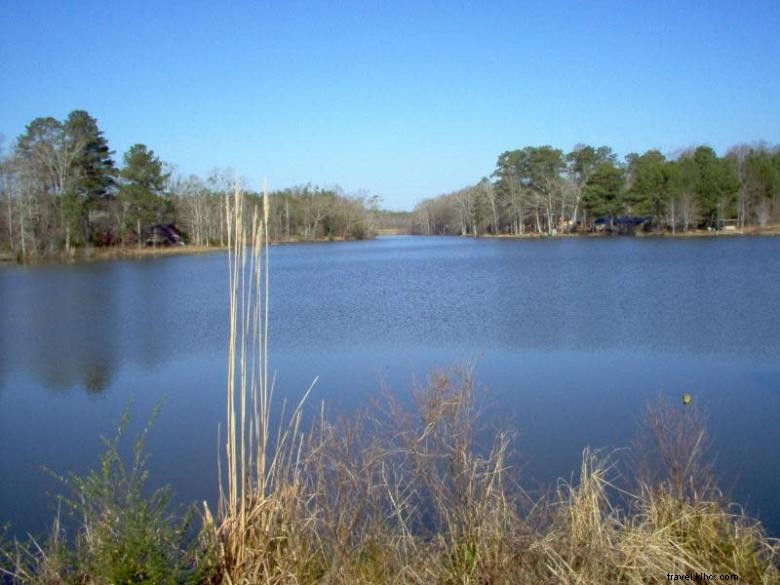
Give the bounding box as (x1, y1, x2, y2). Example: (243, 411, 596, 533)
(1, 256, 229, 395)
(28, 264, 118, 392)
(1, 237, 779, 537)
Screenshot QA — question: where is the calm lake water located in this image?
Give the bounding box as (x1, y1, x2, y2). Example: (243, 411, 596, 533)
(2, 236, 779, 536)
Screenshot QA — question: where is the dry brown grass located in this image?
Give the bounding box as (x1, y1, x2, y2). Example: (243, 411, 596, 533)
(12, 243, 226, 266)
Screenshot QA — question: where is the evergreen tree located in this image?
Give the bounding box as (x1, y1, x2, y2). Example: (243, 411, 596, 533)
(117, 144, 170, 246)
(690, 146, 739, 228)
(627, 150, 674, 226)
(742, 148, 780, 226)
(64, 110, 116, 245)
(583, 162, 625, 227)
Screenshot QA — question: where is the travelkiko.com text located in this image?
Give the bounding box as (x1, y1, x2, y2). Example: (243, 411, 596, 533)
(667, 572, 738, 581)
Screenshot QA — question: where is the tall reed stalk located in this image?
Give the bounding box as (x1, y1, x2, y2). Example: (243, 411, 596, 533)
(215, 182, 314, 581)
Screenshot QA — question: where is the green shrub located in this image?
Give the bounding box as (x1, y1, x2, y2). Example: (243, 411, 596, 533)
(1, 402, 216, 584)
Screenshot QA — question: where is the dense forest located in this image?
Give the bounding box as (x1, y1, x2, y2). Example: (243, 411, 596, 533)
(0, 111, 379, 258)
(2, 111, 779, 259)
(413, 144, 780, 236)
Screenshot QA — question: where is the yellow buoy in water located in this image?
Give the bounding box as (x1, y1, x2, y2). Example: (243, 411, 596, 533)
(682, 393, 693, 406)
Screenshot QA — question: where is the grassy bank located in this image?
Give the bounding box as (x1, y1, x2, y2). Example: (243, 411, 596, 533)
(1, 235, 368, 267)
(3, 190, 778, 584)
(0, 244, 228, 267)
(3, 373, 778, 584)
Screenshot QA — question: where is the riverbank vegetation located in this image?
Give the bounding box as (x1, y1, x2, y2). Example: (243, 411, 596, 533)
(0, 111, 378, 261)
(2, 191, 778, 584)
(3, 373, 778, 584)
(413, 144, 780, 237)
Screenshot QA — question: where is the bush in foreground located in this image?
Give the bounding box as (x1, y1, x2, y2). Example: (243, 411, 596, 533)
(1, 403, 216, 584)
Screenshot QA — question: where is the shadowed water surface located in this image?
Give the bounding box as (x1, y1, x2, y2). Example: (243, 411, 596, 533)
(1, 236, 778, 535)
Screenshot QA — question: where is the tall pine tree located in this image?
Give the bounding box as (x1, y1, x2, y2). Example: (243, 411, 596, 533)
(64, 110, 116, 245)
(118, 144, 170, 247)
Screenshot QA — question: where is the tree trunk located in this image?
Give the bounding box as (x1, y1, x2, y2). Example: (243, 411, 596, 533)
(285, 198, 290, 240)
(20, 193, 28, 257)
(571, 186, 582, 231)
(546, 198, 554, 235)
(6, 189, 13, 249)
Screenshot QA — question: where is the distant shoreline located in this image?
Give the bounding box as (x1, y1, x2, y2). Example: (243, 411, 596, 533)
(0, 244, 226, 267)
(3, 225, 779, 267)
(442, 224, 780, 240)
(471, 223, 780, 240)
(0, 236, 369, 267)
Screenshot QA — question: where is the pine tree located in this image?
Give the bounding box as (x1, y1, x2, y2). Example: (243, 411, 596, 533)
(64, 110, 116, 245)
(117, 144, 170, 247)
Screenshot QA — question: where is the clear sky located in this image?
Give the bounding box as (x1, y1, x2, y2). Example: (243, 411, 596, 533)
(1, 1, 778, 210)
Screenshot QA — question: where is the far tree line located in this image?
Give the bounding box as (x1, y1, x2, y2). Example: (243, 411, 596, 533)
(0, 111, 378, 258)
(3, 111, 779, 259)
(413, 144, 780, 236)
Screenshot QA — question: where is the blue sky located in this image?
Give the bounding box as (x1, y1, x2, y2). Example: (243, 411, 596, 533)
(1, 1, 778, 210)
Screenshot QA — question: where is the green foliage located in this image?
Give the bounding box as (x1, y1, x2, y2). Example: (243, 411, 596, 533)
(582, 161, 625, 222)
(496, 146, 565, 195)
(64, 110, 116, 202)
(627, 150, 675, 223)
(685, 146, 740, 227)
(492, 146, 566, 233)
(526, 146, 566, 190)
(10, 111, 116, 250)
(675, 153, 700, 199)
(117, 144, 172, 240)
(744, 149, 780, 201)
(64, 110, 117, 244)
(2, 402, 216, 584)
(120, 144, 169, 193)
(567, 145, 616, 189)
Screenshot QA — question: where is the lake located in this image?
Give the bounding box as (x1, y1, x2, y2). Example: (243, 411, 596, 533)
(1, 236, 779, 537)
